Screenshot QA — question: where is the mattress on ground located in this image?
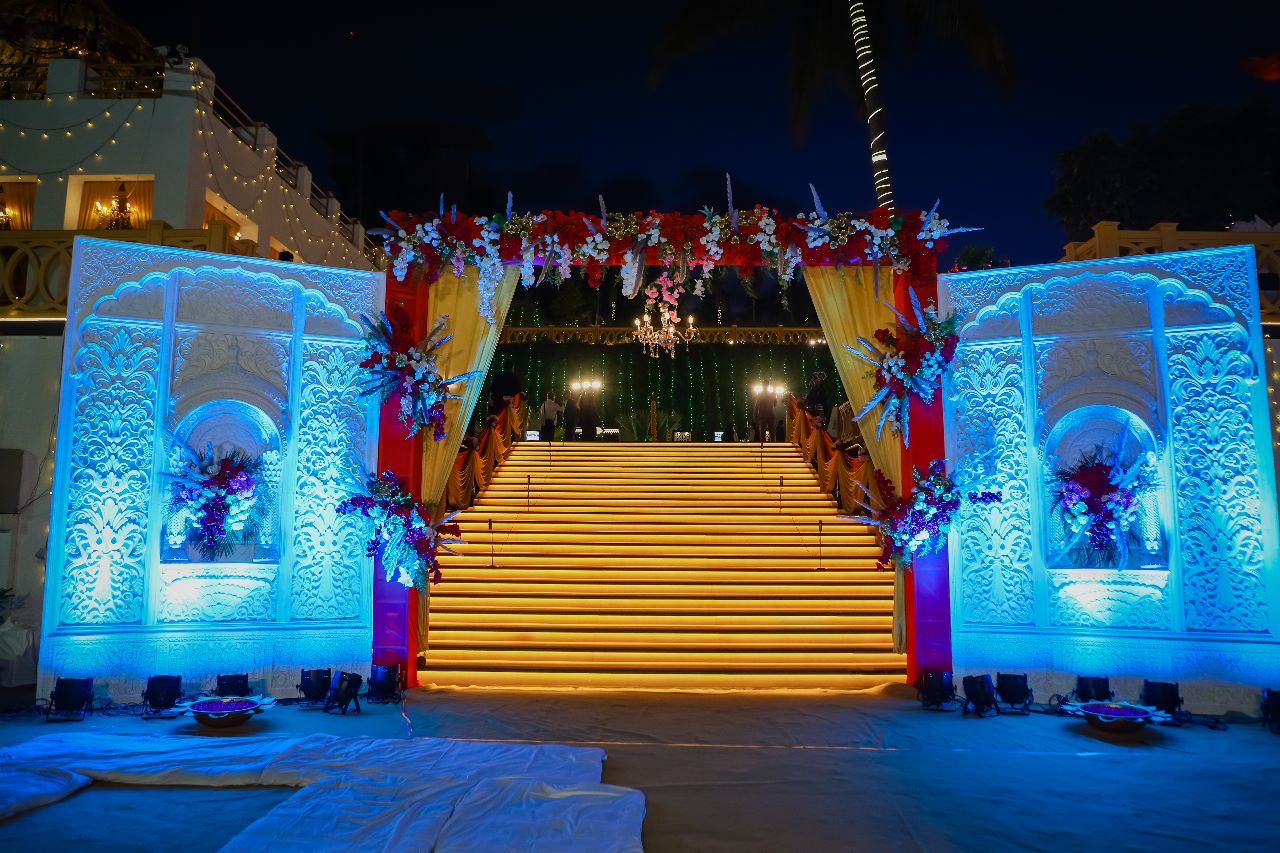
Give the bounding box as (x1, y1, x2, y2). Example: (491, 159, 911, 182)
(434, 779, 647, 853)
(0, 767, 91, 821)
(0, 732, 645, 852)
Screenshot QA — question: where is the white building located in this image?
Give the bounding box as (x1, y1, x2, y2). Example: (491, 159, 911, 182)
(0, 54, 381, 686)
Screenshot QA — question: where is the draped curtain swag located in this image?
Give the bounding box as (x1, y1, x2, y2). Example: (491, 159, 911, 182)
(415, 265, 521, 644)
(802, 265, 902, 495)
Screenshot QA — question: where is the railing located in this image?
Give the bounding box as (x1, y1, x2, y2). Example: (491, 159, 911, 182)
(210, 87, 269, 152)
(0, 58, 384, 268)
(1063, 221, 1280, 323)
(83, 61, 164, 99)
(445, 395, 528, 511)
(0, 221, 249, 319)
(786, 397, 889, 515)
(500, 325, 828, 345)
(0, 64, 48, 100)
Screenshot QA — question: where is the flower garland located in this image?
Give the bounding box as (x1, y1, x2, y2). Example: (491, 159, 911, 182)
(371, 189, 973, 315)
(166, 447, 266, 560)
(1053, 447, 1159, 566)
(356, 312, 479, 440)
(850, 460, 1001, 572)
(337, 471, 462, 589)
(845, 288, 962, 446)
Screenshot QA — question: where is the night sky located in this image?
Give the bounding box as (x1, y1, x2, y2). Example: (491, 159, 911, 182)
(113, 1, 1280, 265)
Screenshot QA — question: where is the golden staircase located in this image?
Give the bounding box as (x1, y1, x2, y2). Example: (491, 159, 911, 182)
(425, 442, 905, 690)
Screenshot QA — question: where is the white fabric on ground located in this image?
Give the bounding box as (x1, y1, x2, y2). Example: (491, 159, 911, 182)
(0, 768, 89, 821)
(0, 731, 642, 852)
(435, 779, 646, 853)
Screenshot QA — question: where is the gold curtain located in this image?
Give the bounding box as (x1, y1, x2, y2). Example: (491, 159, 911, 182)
(803, 265, 902, 495)
(788, 399, 905, 654)
(418, 266, 521, 509)
(415, 266, 521, 645)
(77, 179, 153, 229)
(0, 182, 34, 229)
(204, 201, 238, 229)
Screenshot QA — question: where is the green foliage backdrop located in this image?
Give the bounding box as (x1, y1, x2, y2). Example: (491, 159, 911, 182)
(478, 342, 844, 440)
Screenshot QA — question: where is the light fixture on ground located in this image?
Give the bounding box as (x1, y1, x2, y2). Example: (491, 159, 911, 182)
(215, 673, 252, 697)
(366, 664, 402, 704)
(297, 668, 332, 709)
(323, 671, 363, 715)
(961, 674, 1000, 717)
(46, 677, 94, 722)
(1071, 676, 1114, 703)
(141, 675, 183, 719)
(995, 672, 1033, 713)
(1262, 688, 1280, 734)
(915, 669, 958, 710)
(1139, 680, 1183, 718)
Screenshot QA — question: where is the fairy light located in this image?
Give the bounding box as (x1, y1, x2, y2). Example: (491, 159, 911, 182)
(848, 0, 894, 210)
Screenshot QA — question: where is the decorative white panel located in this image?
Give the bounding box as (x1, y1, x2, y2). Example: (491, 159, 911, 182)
(40, 238, 383, 701)
(941, 247, 1280, 713)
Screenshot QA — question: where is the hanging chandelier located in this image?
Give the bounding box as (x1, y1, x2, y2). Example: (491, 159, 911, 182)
(633, 310, 698, 358)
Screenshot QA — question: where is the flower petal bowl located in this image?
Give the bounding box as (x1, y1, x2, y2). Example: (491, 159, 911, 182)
(1078, 702, 1152, 732)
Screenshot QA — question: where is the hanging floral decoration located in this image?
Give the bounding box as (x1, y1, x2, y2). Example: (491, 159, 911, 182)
(1053, 447, 1159, 566)
(356, 312, 479, 441)
(845, 288, 963, 446)
(337, 471, 462, 589)
(371, 186, 975, 320)
(166, 446, 266, 560)
(848, 459, 1000, 572)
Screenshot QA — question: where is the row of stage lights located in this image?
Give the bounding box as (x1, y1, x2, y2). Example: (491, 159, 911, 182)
(915, 668, 1280, 730)
(41, 665, 404, 721)
(569, 378, 603, 392)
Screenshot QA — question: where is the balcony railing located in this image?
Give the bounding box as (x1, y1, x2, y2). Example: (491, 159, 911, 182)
(1063, 221, 1280, 324)
(1, 60, 384, 268)
(0, 221, 252, 320)
(0, 63, 47, 100)
(83, 61, 164, 99)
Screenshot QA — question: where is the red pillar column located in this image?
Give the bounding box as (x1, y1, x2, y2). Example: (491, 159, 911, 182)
(898, 268, 952, 683)
(371, 271, 429, 688)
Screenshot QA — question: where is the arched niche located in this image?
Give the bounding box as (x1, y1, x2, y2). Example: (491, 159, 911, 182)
(163, 399, 283, 564)
(1043, 404, 1166, 570)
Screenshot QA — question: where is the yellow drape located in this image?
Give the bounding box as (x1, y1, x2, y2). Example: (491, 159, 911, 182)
(416, 266, 521, 646)
(0, 181, 34, 230)
(419, 266, 522, 509)
(803, 265, 902, 495)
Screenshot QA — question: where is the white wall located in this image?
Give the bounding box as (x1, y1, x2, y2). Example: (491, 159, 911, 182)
(0, 336, 61, 651)
(0, 58, 368, 268)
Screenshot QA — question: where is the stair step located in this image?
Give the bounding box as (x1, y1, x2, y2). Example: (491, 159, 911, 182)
(420, 671, 906, 691)
(430, 596, 891, 613)
(425, 649, 904, 668)
(431, 441, 901, 692)
(442, 568, 889, 583)
(427, 630, 895, 649)
(434, 582, 894, 598)
(429, 612, 893, 629)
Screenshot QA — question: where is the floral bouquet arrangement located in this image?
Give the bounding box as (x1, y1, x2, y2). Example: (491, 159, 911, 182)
(357, 312, 479, 440)
(848, 459, 1000, 572)
(845, 289, 962, 446)
(166, 446, 265, 560)
(1053, 447, 1158, 566)
(337, 471, 463, 589)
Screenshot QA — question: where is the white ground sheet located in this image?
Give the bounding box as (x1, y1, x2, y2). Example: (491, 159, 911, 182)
(0, 732, 644, 852)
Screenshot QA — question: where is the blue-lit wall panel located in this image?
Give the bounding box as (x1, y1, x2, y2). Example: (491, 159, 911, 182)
(940, 247, 1280, 712)
(39, 238, 384, 701)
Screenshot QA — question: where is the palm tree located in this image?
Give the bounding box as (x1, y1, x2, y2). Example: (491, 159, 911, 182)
(651, 0, 1017, 209)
